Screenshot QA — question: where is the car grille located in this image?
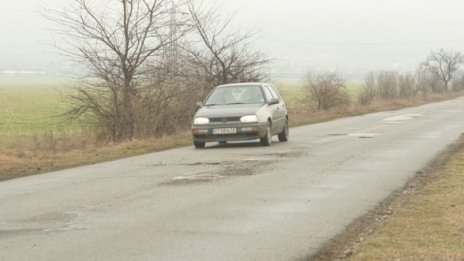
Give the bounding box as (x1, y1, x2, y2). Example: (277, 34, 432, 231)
(209, 117, 241, 123)
(194, 133, 258, 139)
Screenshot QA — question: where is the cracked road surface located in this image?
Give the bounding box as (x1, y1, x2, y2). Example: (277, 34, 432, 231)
(1, 98, 464, 261)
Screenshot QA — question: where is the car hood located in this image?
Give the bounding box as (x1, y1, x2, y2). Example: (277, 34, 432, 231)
(195, 104, 263, 118)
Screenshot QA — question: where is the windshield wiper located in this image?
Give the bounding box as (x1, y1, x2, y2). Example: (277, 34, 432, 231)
(225, 102, 246, 105)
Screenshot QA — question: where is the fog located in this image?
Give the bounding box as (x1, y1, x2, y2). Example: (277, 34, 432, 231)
(1, 0, 464, 76)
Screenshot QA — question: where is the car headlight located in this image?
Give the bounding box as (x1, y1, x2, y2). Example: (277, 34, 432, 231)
(194, 117, 209, 125)
(240, 115, 258, 123)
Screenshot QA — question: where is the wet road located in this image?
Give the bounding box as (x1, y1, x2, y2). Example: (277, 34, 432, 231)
(1, 97, 463, 260)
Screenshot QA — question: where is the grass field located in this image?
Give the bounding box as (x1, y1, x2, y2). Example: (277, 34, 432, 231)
(273, 78, 363, 109)
(0, 77, 79, 146)
(0, 77, 314, 148)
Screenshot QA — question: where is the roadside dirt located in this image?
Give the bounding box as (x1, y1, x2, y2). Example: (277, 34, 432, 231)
(303, 134, 464, 261)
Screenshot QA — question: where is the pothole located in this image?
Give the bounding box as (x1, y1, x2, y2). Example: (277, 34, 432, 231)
(0, 228, 44, 239)
(0, 212, 84, 238)
(20, 212, 77, 226)
(181, 162, 225, 166)
(328, 133, 347, 136)
(163, 147, 307, 185)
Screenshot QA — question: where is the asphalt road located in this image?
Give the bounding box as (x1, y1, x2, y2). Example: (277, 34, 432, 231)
(1, 97, 464, 261)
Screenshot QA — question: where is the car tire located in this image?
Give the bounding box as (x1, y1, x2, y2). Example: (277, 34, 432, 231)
(278, 119, 289, 142)
(194, 141, 206, 149)
(260, 125, 272, 146)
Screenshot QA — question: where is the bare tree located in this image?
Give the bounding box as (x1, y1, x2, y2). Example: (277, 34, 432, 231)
(304, 72, 349, 111)
(185, 0, 269, 91)
(377, 71, 398, 99)
(422, 48, 464, 92)
(47, 0, 178, 141)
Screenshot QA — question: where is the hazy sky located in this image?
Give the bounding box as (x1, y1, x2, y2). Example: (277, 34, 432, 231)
(1, 0, 464, 75)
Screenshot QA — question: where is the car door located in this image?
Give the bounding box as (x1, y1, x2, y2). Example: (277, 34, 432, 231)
(262, 86, 282, 134)
(262, 86, 278, 133)
(267, 85, 286, 133)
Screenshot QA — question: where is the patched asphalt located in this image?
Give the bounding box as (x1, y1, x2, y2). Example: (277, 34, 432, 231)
(0, 97, 463, 261)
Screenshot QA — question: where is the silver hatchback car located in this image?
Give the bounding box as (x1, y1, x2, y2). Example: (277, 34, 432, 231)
(191, 83, 289, 148)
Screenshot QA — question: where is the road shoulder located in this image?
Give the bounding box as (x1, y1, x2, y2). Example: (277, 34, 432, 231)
(306, 134, 464, 260)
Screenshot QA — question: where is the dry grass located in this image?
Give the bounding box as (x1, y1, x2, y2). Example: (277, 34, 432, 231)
(0, 79, 195, 181)
(0, 132, 191, 181)
(351, 148, 464, 260)
(288, 92, 464, 128)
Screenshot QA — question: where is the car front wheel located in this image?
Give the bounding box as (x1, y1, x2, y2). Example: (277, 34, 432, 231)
(260, 125, 272, 146)
(194, 141, 206, 149)
(278, 119, 289, 142)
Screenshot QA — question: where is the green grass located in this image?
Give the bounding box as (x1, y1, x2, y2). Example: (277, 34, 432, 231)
(0, 77, 310, 148)
(273, 78, 363, 110)
(0, 77, 78, 146)
(0, 77, 311, 148)
(272, 79, 306, 109)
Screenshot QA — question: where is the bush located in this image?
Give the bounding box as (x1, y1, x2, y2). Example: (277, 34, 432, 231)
(304, 72, 350, 111)
(358, 72, 377, 105)
(398, 73, 416, 98)
(377, 71, 398, 99)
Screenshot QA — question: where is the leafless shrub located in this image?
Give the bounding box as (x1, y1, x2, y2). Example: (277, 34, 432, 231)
(358, 71, 377, 105)
(304, 72, 350, 111)
(422, 48, 464, 91)
(416, 68, 442, 94)
(377, 71, 398, 99)
(47, 0, 183, 142)
(398, 73, 416, 98)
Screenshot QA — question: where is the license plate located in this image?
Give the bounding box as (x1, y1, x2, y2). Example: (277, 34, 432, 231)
(213, 128, 237, 135)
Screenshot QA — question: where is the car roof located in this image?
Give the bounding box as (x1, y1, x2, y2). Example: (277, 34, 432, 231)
(215, 82, 270, 88)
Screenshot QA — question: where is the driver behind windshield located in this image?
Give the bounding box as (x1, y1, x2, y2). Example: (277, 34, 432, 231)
(241, 87, 265, 104)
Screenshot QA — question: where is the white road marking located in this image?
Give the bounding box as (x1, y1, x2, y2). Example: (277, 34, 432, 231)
(172, 173, 224, 181)
(348, 133, 380, 138)
(383, 113, 423, 123)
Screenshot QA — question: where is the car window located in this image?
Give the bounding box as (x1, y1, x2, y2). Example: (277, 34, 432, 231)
(262, 86, 274, 102)
(268, 86, 281, 100)
(204, 86, 265, 105)
(240, 87, 265, 104)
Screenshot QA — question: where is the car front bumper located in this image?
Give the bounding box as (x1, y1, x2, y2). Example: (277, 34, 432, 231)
(192, 122, 268, 142)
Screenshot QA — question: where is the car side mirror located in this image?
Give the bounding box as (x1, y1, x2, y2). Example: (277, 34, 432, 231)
(268, 98, 280, 105)
(196, 101, 203, 108)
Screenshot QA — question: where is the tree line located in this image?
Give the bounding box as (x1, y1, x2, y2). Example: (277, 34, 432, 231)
(305, 48, 464, 110)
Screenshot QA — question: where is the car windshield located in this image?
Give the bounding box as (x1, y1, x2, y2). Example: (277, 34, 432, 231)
(204, 86, 265, 106)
